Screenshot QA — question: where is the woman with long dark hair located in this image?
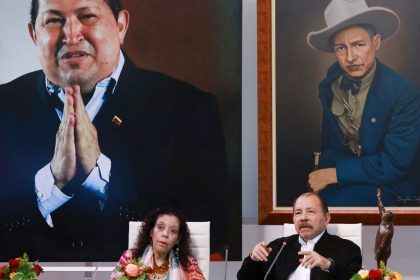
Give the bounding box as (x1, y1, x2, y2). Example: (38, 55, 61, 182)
(110, 207, 205, 279)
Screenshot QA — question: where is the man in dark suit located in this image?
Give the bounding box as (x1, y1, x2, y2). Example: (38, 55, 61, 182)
(0, 0, 229, 261)
(237, 193, 361, 280)
(307, 0, 420, 206)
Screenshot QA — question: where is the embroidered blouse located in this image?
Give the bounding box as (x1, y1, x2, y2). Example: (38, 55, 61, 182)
(110, 249, 205, 280)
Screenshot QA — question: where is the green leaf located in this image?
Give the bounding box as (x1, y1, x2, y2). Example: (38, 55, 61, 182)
(379, 260, 391, 276)
(349, 274, 362, 280)
(12, 272, 25, 280)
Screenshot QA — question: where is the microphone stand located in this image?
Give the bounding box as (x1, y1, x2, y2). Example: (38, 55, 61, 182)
(263, 241, 287, 280)
(223, 245, 229, 280)
(92, 262, 99, 280)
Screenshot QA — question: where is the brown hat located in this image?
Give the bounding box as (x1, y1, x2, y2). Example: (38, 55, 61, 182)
(307, 0, 400, 53)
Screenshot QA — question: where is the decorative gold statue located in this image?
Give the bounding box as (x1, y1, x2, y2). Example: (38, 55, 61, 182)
(374, 187, 394, 268)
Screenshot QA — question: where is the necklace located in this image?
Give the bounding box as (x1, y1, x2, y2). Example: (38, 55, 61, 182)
(150, 254, 169, 280)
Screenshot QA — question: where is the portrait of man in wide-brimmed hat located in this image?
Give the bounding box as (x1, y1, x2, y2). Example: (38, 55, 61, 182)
(271, 0, 420, 207)
(305, 0, 420, 206)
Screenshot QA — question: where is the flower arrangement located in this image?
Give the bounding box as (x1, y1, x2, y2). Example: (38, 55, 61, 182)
(0, 253, 43, 280)
(116, 257, 153, 280)
(350, 262, 403, 280)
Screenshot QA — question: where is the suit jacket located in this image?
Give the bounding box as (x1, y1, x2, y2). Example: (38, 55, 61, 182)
(0, 58, 229, 261)
(237, 232, 362, 280)
(318, 60, 420, 206)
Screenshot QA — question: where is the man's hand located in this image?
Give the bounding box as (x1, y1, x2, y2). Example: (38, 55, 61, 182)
(308, 168, 337, 193)
(249, 241, 272, 262)
(73, 85, 101, 175)
(50, 85, 101, 188)
(50, 87, 77, 188)
(298, 250, 331, 271)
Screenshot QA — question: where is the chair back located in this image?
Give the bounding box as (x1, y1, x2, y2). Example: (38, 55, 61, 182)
(128, 221, 210, 279)
(283, 223, 362, 250)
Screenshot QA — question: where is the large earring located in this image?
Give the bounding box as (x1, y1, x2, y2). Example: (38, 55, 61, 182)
(175, 244, 180, 260)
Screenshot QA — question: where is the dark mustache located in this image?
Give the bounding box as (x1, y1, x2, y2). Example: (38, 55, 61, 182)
(298, 222, 313, 229)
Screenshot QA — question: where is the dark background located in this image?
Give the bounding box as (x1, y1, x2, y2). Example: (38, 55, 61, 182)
(122, 1, 242, 259)
(275, 0, 420, 206)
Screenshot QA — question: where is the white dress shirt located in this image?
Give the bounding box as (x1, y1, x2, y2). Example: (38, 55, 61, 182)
(288, 230, 325, 280)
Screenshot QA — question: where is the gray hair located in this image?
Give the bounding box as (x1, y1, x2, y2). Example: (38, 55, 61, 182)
(292, 192, 329, 215)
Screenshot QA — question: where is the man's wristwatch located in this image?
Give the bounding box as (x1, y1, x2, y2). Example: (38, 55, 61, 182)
(325, 258, 334, 272)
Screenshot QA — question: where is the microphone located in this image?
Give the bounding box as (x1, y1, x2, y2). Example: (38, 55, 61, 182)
(223, 245, 229, 280)
(263, 241, 287, 280)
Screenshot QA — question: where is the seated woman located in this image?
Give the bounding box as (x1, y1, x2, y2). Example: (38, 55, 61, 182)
(110, 207, 205, 280)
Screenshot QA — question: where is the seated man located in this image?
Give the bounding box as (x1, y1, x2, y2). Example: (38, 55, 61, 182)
(237, 192, 362, 280)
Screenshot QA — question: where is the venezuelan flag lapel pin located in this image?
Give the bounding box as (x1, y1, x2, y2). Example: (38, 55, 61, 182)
(112, 115, 123, 126)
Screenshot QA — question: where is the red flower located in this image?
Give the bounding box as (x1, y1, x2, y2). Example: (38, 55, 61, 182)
(32, 264, 44, 276)
(0, 269, 5, 280)
(369, 269, 382, 280)
(8, 258, 20, 272)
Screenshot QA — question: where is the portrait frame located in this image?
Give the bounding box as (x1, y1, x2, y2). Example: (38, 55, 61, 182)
(257, 0, 420, 225)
